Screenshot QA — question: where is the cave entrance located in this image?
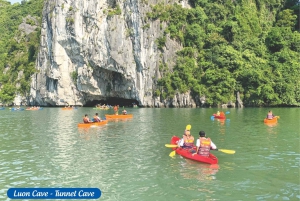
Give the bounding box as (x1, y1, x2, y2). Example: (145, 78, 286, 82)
(86, 98, 139, 107)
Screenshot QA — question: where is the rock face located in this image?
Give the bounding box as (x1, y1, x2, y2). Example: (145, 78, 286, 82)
(29, 0, 195, 107)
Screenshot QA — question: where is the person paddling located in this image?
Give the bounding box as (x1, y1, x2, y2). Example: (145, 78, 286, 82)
(193, 131, 217, 157)
(113, 105, 118, 115)
(93, 113, 102, 122)
(83, 114, 93, 123)
(178, 125, 194, 150)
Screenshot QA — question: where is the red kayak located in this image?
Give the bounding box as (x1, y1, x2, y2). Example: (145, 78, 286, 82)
(170, 136, 218, 164)
(213, 114, 226, 119)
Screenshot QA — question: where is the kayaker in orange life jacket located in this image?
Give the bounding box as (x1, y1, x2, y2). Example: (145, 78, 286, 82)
(219, 111, 225, 117)
(83, 114, 92, 123)
(267, 110, 275, 119)
(193, 131, 217, 157)
(178, 125, 195, 149)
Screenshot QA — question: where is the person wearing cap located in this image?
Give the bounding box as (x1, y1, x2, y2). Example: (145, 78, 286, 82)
(93, 113, 102, 122)
(178, 125, 194, 149)
(193, 131, 217, 157)
(83, 114, 93, 123)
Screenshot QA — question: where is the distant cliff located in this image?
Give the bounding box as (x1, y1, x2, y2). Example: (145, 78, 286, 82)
(28, 0, 300, 108)
(30, 0, 194, 107)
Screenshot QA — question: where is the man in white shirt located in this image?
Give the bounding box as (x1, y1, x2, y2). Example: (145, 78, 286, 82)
(193, 131, 217, 157)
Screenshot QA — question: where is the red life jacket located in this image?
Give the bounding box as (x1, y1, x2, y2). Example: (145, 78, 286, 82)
(197, 137, 211, 157)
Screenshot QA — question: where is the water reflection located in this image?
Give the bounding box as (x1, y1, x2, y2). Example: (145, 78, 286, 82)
(264, 122, 278, 136)
(216, 119, 225, 126)
(106, 118, 133, 123)
(178, 160, 219, 181)
(50, 109, 78, 170)
(264, 122, 278, 127)
(78, 126, 109, 141)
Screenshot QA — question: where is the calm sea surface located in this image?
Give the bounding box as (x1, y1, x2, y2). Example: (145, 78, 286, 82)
(0, 107, 299, 201)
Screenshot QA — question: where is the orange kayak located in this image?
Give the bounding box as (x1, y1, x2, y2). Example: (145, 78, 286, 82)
(62, 107, 74, 110)
(264, 117, 278, 124)
(105, 114, 133, 119)
(77, 120, 108, 127)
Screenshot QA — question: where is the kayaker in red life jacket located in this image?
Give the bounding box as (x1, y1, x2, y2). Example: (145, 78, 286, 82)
(193, 131, 217, 157)
(178, 125, 195, 149)
(267, 110, 275, 119)
(93, 113, 102, 122)
(83, 114, 93, 123)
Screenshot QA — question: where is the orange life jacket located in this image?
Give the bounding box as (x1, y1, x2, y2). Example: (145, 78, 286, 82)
(183, 133, 194, 148)
(197, 137, 211, 157)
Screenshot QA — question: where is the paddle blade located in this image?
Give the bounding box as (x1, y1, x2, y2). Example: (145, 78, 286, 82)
(210, 116, 215, 120)
(275, 116, 280, 119)
(218, 149, 235, 154)
(186, 124, 191, 130)
(169, 151, 176, 157)
(225, 111, 230, 114)
(165, 144, 178, 148)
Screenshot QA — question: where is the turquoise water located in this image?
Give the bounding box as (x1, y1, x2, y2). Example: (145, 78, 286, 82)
(0, 107, 299, 200)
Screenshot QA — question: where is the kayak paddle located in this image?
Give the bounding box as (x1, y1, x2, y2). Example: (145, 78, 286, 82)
(165, 144, 235, 154)
(169, 150, 176, 157)
(165, 144, 177, 157)
(215, 149, 235, 154)
(225, 111, 230, 114)
(165, 144, 178, 148)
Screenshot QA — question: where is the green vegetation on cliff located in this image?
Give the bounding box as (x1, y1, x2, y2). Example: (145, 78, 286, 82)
(148, 0, 300, 106)
(0, 0, 43, 104)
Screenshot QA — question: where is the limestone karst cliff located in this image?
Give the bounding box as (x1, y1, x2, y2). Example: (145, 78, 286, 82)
(29, 0, 195, 107)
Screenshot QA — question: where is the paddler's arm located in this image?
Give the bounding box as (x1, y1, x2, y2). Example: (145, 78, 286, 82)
(178, 138, 184, 147)
(192, 139, 200, 155)
(192, 147, 199, 156)
(210, 141, 218, 150)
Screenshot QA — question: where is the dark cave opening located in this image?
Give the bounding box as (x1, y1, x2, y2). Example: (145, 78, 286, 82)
(85, 98, 139, 107)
